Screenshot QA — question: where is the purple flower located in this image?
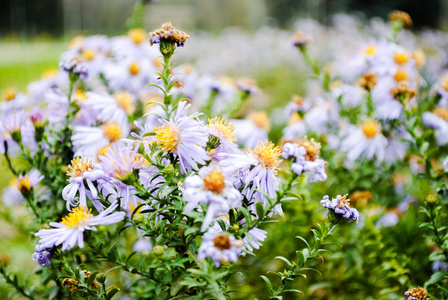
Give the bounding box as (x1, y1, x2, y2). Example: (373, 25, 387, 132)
(321, 194, 359, 222)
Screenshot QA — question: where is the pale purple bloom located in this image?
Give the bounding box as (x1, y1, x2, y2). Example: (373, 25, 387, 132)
(198, 227, 243, 267)
(321, 195, 359, 221)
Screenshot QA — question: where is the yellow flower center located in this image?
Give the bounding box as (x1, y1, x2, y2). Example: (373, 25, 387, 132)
(17, 175, 31, 194)
(67, 157, 94, 178)
(128, 28, 146, 44)
(394, 69, 408, 82)
(72, 89, 87, 104)
(299, 136, 321, 161)
(203, 170, 226, 194)
(129, 62, 140, 76)
(249, 111, 271, 131)
(42, 68, 58, 79)
(61, 206, 92, 228)
(336, 194, 350, 209)
(154, 124, 179, 153)
(213, 234, 232, 251)
(441, 77, 448, 93)
(102, 122, 122, 142)
(434, 107, 448, 122)
(4, 88, 16, 101)
(288, 112, 302, 125)
(251, 141, 282, 170)
(362, 120, 381, 138)
(394, 51, 409, 64)
(96, 145, 111, 158)
(208, 117, 236, 143)
(69, 36, 85, 48)
(113, 91, 135, 115)
(364, 45, 376, 56)
(81, 49, 96, 61)
(413, 49, 426, 68)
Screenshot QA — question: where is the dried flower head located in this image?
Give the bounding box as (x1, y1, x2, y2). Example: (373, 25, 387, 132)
(404, 287, 430, 300)
(298, 136, 321, 161)
(293, 31, 312, 47)
(389, 10, 413, 28)
(149, 22, 190, 48)
(358, 72, 378, 91)
(62, 270, 99, 292)
(390, 81, 418, 101)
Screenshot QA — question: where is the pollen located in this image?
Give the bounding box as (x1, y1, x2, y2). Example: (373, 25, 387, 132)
(335, 194, 350, 209)
(208, 117, 236, 143)
(114, 91, 136, 115)
(364, 45, 376, 56)
(394, 51, 409, 64)
(203, 170, 226, 194)
(66, 157, 94, 178)
(213, 234, 232, 251)
(433, 107, 448, 122)
(299, 136, 321, 161)
(81, 49, 96, 61)
(251, 141, 282, 170)
(60, 206, 92, 228)
(128, 28, 146, 44)
(248, 111, 271, 131)
(361, 119, 381, 138)
(154, 123, 179, 153)
(394, 69, 408, 82)
(102, 122, 122, 142)
(129, 62, 140, 76)
(17, 175, 31, 194)
(4, 88, 16, 101)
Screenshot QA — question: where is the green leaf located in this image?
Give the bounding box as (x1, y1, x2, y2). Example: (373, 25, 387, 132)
(296, 250, 306, 267)
(275, 256, 293, 267)
(105, 287, 120, 300)
(425, 271, 445, 287)
(260, 275, 274, 295)
(256, 202, 265, 219)
(296, 236, 311, 251)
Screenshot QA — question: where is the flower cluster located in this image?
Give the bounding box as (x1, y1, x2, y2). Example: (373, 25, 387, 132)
(320, 194, 359, 222)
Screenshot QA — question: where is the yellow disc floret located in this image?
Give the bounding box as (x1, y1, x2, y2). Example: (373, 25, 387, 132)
(129, 62, 140, 76)
(394, 69, 408, 82)
(248, 111, 271, 131)
(4, 88, 16, 101)
(72, 89, 87, 104)
(128, 28, 146, 44)
(251, 141, 282, 170)
(67, 157, 94, 178)
(433, 107, 448, 122)
(203, 170, 226, 194)
(299, 136, 322, 161)
(154, 124, 179, 153)
(364, 45, 377, 56)
(42, 68, 58, 79)
(17, 175, 31, 194)
(362, 120, 381, 138)
(81, 49, 96, 61)
(61, 206, 92, 228)
(394, 51, 409, 64)
(113, 91, 135, 115)
(102, 122, 122, 142)
(208, 117, 236, 143)
(213, 234, 232, 251)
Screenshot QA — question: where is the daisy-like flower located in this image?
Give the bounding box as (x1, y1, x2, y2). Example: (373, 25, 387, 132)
(422, 107, 448, 146)
(183, 165, 242, 231)
(2, 169, 44, 206)
(62, 157, 109, 210)
(154, 101, 209, 174)
(99, 143, 148, 209)
(207, 117, 239, 158)
(282, 137, 327, 182)
(104, 58, 155, 94)
(220, 140, 282, 212)
(82, 91, 135, 125)
(72, 121, 130, 157)
(16, 169, 44, 196)
(320, 194, 359, 222)
(198, 228, 243, 267)
(1, 110, 28, 143)
(231, 111, 270, 149)
(35, 204, 125, 251)
(342, 119, 388, 163)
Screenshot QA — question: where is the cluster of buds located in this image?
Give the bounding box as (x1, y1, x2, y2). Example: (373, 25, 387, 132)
(31, 244, 52, 267)
(404, 287, 430, 300)
(62, 270, 100, 292)
(358, 72, 378, 92)
(390, 81, 418, 103)
(149, 22, 189, 51)
(389, 10, 413, 28)
(60, 57, 88, 80)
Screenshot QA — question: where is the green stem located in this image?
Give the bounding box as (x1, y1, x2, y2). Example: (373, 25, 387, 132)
(4, 141, 18, 176)
(429, 205, 448, 260)
(0, 264, 36, 300)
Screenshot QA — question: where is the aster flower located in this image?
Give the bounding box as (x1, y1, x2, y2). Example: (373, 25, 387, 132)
(320, 194, 359, 222)
(207, 117, 240, 158)
(198, 228, 243, 267)
(1, 110, 28, 143)
(282, 137, 327, 182)
(183, 164, 242, 231)
(403, 287, 430, 300)
(422, 108, 448, 146)
(81, 91, 135, 125)
(342, 120, 388, 163)
(231, 111, 270, 149)
(35, 204, 125, 251)
(62, 157, 109, 211)
(149, 22, 190, 47)
(154, 101, 209, 174)
(60, 57, 88, 78)
(219, 140, 282, 212)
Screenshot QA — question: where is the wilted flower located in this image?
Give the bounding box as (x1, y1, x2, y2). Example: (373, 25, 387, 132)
(149, 22, 190, 48)
(389, 10, 413, 28)
(403, 287, 430, 300)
